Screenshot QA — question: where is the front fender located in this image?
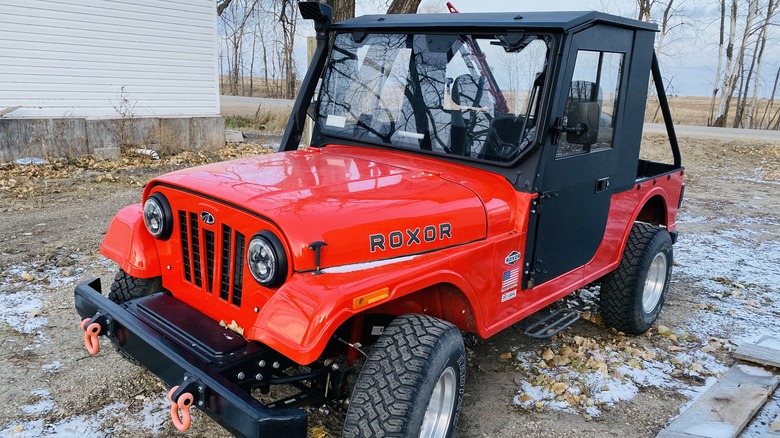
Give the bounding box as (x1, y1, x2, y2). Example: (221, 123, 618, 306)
(100, 204, 161, 278)
(245, 253, 483, 365)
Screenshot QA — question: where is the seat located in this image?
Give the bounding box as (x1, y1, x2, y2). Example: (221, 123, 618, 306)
(449, 74, 491, 157)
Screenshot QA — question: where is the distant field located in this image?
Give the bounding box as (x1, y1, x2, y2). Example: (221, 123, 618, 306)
(221, 81, 778, 131)
(220, 76, 300, 100)
(645, 95, 777, 128)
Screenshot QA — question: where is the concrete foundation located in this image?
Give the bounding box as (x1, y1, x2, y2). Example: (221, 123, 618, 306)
(0, 116, 224, 162)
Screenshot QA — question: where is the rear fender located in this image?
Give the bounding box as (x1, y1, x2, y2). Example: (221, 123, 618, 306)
(100, 204, 161, 278)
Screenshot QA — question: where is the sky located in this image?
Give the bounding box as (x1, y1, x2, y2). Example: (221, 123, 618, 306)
(338, 0, 780, 98)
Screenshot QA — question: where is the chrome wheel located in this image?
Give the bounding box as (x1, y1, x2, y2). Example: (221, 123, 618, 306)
(642, 252, 667, 313)
(419, 367, 457, 438)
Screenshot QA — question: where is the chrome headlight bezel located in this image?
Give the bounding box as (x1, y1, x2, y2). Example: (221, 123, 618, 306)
(247, 231, 288, 288)
(143, 193, 173, 240)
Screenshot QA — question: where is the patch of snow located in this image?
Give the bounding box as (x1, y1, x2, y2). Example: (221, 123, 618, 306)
(130, 397, 169, 432)
(41, 361, 61, 372)
(672, 224, 780, 343)
(15, 157, 48, 165)
(741, 387, 780, 437)
(2, 397, 170, 437)
(20, 390, 54, 415)
(677, 212, 777, 225)
(0, 291, 48, 335)
(675, 228, 780, 289)
(511, 336, 724, 417)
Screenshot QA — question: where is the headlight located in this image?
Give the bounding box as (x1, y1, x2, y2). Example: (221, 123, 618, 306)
(247, 231, 287, 287)
(143, 193, 172, 239)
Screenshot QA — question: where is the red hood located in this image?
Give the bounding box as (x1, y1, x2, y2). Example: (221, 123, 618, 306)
(149, 147, 492, 271)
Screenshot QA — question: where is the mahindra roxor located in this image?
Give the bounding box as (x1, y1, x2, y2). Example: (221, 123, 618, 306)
(75, 3, 685, 437)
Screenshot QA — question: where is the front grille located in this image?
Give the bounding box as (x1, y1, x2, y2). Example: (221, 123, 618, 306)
(179, 211, 245, 306)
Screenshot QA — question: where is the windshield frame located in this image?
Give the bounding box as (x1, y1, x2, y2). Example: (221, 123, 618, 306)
(312, 30, 557, 169)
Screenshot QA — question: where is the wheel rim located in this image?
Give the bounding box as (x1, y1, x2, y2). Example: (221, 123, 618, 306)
(420, 366, 457, 438)
(642, 252, 668, 313)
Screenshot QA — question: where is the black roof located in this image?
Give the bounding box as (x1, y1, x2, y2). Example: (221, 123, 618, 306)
(332, 11, 658, 32)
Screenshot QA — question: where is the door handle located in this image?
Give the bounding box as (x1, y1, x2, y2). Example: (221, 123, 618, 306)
(595, 177, 610, 193)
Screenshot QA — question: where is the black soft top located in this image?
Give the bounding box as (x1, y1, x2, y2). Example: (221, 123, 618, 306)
(332, 11, 658, 32)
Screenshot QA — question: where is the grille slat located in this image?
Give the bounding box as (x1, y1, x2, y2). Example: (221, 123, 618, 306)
(179, 212, 191, 282)
(233, 232, 245, 306)
(189, 212, 202, 287)
(205, 230, 215, 293)
(220, 225, 232, 301)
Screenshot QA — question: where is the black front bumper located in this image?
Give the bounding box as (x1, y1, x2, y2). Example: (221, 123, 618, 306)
(74, 278, 307, 438)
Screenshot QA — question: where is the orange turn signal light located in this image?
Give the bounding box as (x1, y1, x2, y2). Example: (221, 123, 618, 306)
(353, 287, 389, 309)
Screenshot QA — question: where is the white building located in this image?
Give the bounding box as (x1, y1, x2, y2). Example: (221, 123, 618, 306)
(0, 0, 223, 161)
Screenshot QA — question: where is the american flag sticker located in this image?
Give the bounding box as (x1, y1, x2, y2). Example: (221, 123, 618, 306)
(501, 268, 519, 292)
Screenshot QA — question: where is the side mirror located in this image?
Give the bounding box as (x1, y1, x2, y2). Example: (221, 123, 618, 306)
(565, 101, 600, 144)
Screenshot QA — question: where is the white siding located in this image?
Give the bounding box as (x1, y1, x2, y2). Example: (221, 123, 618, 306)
(0, 0, 219, 118)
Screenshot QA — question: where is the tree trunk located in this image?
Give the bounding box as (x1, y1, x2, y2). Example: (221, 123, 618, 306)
(655, 0, 674, 55)
(324, 0, 355, 22)
(279, 0, 297, 99)
(217, 0, 233, 16)
(387, 0, 423, 14)
(715, 0, 742, 127)
(637, 0, 654, 21)
(760, 66, 780, 128)
(708, 0, 726, 126)
(747, 0, 778, 128)
(729, 0, 758, 128)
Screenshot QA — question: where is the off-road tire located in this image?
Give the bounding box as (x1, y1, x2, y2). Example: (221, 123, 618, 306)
(600, 222, 673, 334)
(108, 270, 163, 304)
(107, 270, 163, 364)
(342, 314, 466, 438)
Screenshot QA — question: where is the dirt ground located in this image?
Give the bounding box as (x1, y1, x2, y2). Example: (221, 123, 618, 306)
(0, 132, 778, 437)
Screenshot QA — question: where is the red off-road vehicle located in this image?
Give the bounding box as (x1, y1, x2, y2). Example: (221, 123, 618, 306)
(75, 3, 684, 437)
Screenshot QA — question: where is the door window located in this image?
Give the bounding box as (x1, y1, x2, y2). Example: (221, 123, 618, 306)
(556, 50, 624, 157)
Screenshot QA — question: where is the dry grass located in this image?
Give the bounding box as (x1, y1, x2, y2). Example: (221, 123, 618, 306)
(225, 108, 289, 133)
(220, 76, 300, 99)
(645, 95, 777, 128)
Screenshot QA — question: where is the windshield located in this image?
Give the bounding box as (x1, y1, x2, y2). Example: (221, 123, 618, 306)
(317, 32, 550, 164)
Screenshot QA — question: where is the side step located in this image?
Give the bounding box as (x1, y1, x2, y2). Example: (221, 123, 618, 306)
(523, 308, 580, 339)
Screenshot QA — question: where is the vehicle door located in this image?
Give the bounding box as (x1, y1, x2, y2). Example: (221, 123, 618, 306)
(528, 25, 633, 286)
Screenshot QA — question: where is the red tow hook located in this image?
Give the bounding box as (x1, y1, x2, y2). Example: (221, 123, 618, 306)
(80, 318, 102, 354)
(168, 385, 195, 431)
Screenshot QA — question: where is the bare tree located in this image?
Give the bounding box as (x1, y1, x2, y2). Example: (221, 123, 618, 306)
(708, 0, 726, 125)
(217, 0, 234, 16)
(324, 0, 356, 22)
(279, 0, 298, 99)
(387, 0, 423, 14)
(745, 0, 779, 128)
(418, 1, 444, 13)
(760, 65, 780, 127)
(220, 0, 260, 95)
(714, 0, 757, 127)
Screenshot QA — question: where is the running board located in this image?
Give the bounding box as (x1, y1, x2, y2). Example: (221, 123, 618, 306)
(523, 308, 580, 339)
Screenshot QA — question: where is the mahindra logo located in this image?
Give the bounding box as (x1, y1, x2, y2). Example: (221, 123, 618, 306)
(200, 211, 216, 225)
(505, 251, 521, 265)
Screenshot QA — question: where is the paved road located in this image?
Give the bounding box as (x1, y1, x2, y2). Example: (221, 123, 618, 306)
(220, 95, 779, 143)
(644, 123, 780, 143)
